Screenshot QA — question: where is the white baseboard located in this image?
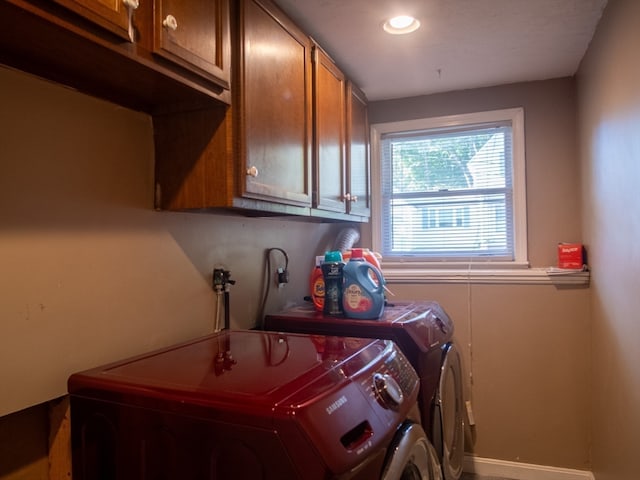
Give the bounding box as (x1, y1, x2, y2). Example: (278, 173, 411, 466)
(464, 455, 595, 480)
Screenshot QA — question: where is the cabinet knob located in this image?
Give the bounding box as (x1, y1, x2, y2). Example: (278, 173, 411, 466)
(342, 193, 351, 202)
(246, 166, 259, 177)
(351, 195, 358, 203)
(122, 0, 139, 9)
(163, 14, 178, 31)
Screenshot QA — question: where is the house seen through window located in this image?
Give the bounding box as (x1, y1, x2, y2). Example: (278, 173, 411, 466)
(371, 108, 527, 267)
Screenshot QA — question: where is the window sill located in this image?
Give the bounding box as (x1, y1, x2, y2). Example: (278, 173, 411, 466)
(382, 266, 590, 286)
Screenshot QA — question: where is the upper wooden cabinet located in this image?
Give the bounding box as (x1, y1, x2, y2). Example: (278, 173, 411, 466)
(346, 81, 371, 218)
(313, 46, 347, 214)
(2, 0, 368, 220)
(154, 0, 313, 215)
(153, 0, 230, 89)
(311, 48, 370, 221)
(154, 0, 369, 220)
(53, 0, 231, 90)
(1, 0, 231, 110)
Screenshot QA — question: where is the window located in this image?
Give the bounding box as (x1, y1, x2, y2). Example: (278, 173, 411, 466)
(371, 108, 528, 271)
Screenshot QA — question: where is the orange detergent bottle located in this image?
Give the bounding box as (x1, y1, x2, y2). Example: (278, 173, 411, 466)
(310, 255, 325, 311)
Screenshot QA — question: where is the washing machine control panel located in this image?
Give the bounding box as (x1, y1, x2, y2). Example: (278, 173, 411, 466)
(370, 349, 419, 410)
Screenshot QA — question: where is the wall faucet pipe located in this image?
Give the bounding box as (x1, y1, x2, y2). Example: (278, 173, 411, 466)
(224, 289, 230, 330)
(214, 287, 223, 332)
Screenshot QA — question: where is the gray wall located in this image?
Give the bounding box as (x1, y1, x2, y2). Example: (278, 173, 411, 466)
(577, 0, 640, 478)
(366, 78, 591, 470)
(0, 65, 345, 418)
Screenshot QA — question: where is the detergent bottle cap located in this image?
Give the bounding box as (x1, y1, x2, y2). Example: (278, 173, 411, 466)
(324, 251, 343, 263)
(350, 248, 364, 259)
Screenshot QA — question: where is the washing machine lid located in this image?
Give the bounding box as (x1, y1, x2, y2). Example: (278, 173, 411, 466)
(69, 330, 388, 411)
(265, 301, 454, 355)
(69, 330, 421, 476)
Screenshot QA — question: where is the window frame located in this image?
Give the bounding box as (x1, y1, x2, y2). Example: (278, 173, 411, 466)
(371, 107, 530, 280)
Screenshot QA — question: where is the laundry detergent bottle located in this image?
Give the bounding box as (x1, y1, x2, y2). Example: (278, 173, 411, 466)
(321, 251, 345, 316)
(342, 248, 385, 319)
(310, 255, 325, 312)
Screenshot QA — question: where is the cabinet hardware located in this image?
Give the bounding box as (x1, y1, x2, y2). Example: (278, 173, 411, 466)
(163, 15, 178, 31)
(122, 0, 139, 42)
(246, 166, 259, 177)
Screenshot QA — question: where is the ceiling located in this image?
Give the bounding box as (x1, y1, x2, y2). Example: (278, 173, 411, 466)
(272, 0, 608, 101)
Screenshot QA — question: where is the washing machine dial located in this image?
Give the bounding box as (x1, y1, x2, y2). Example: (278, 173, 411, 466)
(373, 373, 403, 409)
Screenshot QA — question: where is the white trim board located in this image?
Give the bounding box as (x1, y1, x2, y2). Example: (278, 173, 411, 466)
(464, 456, 595, 480)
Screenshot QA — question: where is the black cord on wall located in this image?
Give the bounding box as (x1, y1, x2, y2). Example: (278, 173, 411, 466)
(256, 247, 289, 329)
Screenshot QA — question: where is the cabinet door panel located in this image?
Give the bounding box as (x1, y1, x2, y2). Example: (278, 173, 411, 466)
(240, 0, 312, 207)
(53, 0, 132, 40)
(346, 82, 370, 217)
(154, 0, 230, 88)
(314, 47, 346, 213)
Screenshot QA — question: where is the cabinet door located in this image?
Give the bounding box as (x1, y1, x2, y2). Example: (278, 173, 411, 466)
(313, 46, 347, 213)
(53, 0, 134, 40)
(346, 82, 371, 218)
(238, 0, 312, 208)
(154, 0, 230, 88)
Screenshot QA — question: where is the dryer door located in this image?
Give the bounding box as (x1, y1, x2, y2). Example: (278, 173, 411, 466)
(433, 343, 465, 480)
(381, 422, 442, 480)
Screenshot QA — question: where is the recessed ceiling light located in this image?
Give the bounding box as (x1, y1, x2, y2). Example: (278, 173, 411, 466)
(383, 15, 421, 35)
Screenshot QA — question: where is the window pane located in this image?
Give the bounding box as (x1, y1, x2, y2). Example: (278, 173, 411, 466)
(385, 193, 513, 258)
(380, 122, 516, 261)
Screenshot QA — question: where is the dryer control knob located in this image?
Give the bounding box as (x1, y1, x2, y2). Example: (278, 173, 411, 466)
(373, 373, 403, 409)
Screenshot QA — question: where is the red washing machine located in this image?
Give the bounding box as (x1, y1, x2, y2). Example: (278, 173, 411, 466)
(68, 329, 442, 479)
(264, 301, 465, 480)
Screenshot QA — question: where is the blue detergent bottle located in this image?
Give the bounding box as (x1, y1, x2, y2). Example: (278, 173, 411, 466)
(342, 248, 385, 319)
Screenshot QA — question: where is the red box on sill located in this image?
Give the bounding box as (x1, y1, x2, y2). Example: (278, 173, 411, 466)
(558, 243, 584, 269)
